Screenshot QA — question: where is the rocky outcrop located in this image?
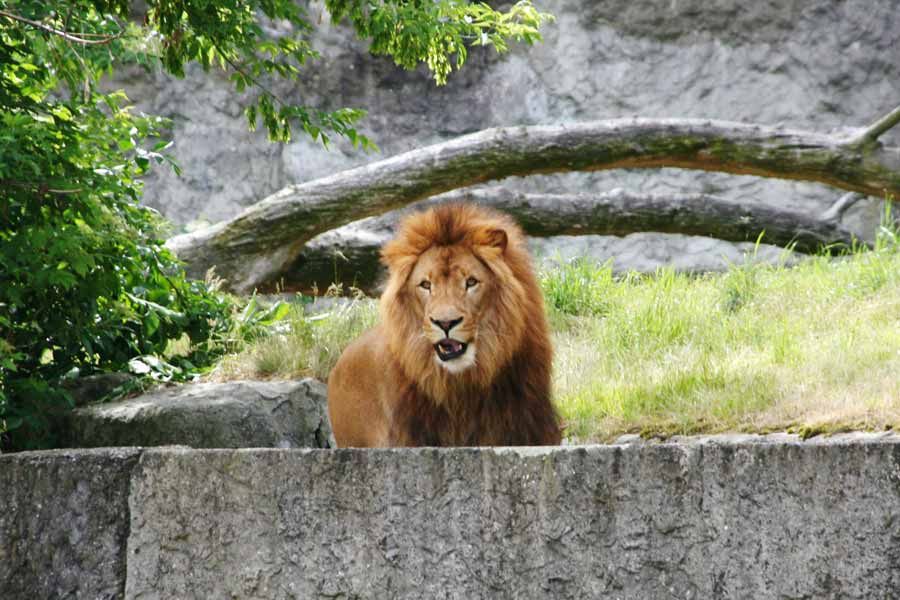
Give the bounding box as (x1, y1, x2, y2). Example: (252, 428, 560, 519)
(4, 435, 900, 598)
(122, 0, 900, 275)
(60, 379, 334, 449)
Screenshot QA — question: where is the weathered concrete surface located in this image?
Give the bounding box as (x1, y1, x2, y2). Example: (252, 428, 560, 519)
(4, 437, 900, 599)
(61, 379, 334, 450)
(0, 448, 141, 600)
(125, 437, 900, 599)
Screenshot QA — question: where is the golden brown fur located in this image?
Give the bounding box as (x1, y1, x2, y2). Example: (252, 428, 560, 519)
(327, 203, 561, 447)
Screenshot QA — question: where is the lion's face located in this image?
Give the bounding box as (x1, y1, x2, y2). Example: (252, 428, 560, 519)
(407, 245, 494, 373)
(379, 204, 538, 399)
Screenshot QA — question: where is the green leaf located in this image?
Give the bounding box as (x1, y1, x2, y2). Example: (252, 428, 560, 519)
(256, 301, 291, 326)
(145, 311, 160, 337)
(50, 106, 73, 122)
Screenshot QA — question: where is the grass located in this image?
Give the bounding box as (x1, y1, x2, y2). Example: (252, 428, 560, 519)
(546, 250, 900, 441)
(210, 222, 900, 443)
(211, 291, 378, 382)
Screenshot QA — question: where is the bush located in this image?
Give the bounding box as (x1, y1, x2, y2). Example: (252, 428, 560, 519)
(0, 95, 236, 447)
(0, 10, 235, 450)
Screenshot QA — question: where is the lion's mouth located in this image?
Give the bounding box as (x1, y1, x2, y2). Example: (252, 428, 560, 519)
(434, 338, 468, 361)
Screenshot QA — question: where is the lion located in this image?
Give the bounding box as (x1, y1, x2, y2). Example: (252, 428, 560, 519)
(327, 203, 561, 447)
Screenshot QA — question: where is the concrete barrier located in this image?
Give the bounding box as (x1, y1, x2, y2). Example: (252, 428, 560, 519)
(3, 435, 900, 598)
(0, 448, 141, 600)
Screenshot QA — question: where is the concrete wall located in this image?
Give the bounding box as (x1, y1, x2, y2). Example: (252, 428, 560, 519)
(0, 448, 141, 600)
(4, 436, 900, 598)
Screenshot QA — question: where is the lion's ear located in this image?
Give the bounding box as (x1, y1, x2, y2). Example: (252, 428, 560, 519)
(477, 228, 508, 253)
(381, 240, 418, 290)
(381, 239, 413, 269)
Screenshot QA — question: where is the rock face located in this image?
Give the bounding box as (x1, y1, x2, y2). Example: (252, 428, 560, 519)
(122, 0, 900, 273)
(4, 436, 900, 598)
(61, 379, 334, 449)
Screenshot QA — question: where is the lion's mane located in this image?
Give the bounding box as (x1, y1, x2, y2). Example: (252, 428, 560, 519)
(378, 204, 561, 446)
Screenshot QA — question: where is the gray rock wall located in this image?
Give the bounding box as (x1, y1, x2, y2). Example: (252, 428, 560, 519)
(4, 436, 900, 598)
(123, 0, 900, 272)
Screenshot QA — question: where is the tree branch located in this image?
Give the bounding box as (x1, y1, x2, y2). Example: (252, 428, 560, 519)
(850, 105, 900, 147)
(279, 188, 861, 294)
(443, 189, 859, 249)
(822, 192, 864, 222)
(167, 117, 900, 293)
(0, 10, 123, 45)
(0, 178, 82, 195)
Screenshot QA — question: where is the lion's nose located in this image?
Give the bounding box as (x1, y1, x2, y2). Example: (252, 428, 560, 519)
(431, 317, 463, 336)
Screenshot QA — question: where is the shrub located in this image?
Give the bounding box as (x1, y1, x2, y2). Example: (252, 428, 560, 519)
(0, 10, 235, 450)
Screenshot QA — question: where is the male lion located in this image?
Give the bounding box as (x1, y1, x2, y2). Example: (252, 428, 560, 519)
(327, 204, 561, 447)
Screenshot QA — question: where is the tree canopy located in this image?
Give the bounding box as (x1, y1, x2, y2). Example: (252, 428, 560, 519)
(0, 0, 552, 449)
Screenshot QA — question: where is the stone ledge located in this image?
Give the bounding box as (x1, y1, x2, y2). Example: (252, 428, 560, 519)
(4, 440, 900, 599)
(610, 430, 900, 446)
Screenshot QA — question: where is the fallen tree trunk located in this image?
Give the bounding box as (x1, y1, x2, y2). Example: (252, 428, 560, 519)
(283, 188, 860, 294)
(168, 109, 900, 293)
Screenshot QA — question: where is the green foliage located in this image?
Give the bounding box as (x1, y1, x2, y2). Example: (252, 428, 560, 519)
(875, 197, 898, 251)
(328, 0, 552, 86)
(0, 78, 234, 448)
(0, 5, 234, 449)
(0, 0, 551, 449)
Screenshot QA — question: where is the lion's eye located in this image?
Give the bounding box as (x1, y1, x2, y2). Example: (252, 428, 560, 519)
(465, 277, 479, 289)
(419, 280, 431, 291)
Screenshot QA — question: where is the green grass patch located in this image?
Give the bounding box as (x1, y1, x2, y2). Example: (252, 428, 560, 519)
(549, 240, 900, 441)
(214, 227, 900, 442)
(212, 291, 377, 382)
